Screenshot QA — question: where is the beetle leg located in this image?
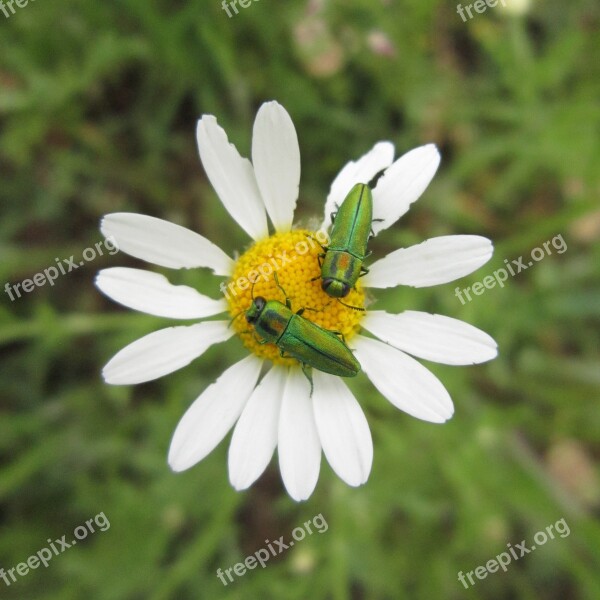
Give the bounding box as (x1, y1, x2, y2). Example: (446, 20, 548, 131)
(359, 265, 370, 276)
(368, 169, 386, 188)
(296, 305, 320, 317)
(327, 329, 357, 350)
(253, 333, 269, 345)
(369, 218, 384, 238)
(328, 330, 347, 344)
(300, 363, 314, 396)
(309, 253, 325, 278)
(308, 234, 328, 252)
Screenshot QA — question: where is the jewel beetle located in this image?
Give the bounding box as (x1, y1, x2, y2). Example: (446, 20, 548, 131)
(318, 182, 373, 303)
(244, 276, 360, 379)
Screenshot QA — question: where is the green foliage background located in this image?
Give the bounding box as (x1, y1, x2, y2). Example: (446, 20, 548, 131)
(1, 0, 599, 598)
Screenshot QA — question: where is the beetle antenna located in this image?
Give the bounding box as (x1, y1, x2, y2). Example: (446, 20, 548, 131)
(228, 310, 246, 328)
(250, 276, 258, 301)
(273, 272, 289, 301)
(336, 298, 365, 312)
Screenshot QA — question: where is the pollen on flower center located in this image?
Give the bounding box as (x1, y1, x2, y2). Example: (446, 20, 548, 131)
(226, 229, 365, 366)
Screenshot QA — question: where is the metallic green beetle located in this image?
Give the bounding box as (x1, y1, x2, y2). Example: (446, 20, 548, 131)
(245, 284, 360, 379)
(319, 182, 373, 301)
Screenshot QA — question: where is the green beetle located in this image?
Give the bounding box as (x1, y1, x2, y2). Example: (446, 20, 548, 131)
(245, 278, 360, 379)
(319, 182, 373, 302)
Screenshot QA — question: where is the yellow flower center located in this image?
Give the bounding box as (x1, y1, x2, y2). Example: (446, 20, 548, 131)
(226, 229, 365, 366)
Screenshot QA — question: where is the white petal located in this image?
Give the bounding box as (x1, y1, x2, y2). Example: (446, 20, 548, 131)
(322, 141, 395, 229)
(362, 310, 498, 365)
(252, 101, 300, 233)
(364, 235, 493, 288)
(100, 213, 233, 275)
(102, 321, 233, 385)
(196, 115, 268, 240)
(353, 335, 454, 423)
(371, 144, 440, 235)
(278, 369, 321, 501)
(96, 267, 227, 319)
(312, 372, 372, 487)
(168, 355, 263, 472)
(228, 367, 286, 490)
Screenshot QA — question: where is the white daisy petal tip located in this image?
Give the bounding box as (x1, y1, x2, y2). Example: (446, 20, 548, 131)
(252, 101, 301, 233)
(168, 456, 188, 473)
(167, 355, 263, 473)
(99, 212, 234, 275)
(228, 367, 286, 491)
(323, 140, 396, 229)
(364, 235, 495, 289)
(371, 143, 442, 235)
(353, 335, 455, 424)
(95, 267, 227, 319)
(408, 143, 441, 166)
(312, 372, 373, 487)
(101, 321, 233, 386)
(362, 310, 498, 366)
(423, 142, 441, 157)
(278, 370, 321, 502)
(196, 114, 268, 241)
(486, 338, 499, 361)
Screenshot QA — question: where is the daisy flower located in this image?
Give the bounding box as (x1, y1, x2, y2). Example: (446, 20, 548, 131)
(96, 101, 497, 502)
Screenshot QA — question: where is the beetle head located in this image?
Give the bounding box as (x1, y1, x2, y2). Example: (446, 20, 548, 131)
(245, 296, 267, 324)
(321, 278, 350, 298)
